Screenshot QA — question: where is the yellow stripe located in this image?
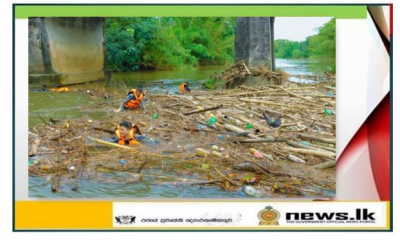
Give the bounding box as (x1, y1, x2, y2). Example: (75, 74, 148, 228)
(15, 201, 113, 229)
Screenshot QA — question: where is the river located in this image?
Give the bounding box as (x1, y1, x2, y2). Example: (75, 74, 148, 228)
(28, 59, 335, 198)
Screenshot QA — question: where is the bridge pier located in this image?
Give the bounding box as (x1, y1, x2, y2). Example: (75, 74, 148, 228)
(235, 17, 275, 70)
(29, 17, 111, 87)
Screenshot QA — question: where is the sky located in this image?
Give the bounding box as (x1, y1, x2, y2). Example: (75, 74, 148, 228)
(274, 17, 334, 42)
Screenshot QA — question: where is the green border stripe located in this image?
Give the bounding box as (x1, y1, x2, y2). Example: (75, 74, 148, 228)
(15, 5, 366, 18)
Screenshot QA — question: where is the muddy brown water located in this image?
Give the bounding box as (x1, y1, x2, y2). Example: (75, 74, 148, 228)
(29, 62, 335, 198)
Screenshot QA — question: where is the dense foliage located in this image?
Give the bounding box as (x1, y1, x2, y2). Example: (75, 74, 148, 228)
(105, 17, 236, 71)
(105, 17, 335, 72)
(274, 18, 336, 59)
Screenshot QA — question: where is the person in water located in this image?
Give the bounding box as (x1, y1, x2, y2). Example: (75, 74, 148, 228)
(39, 84, 49, 92)
(179, 82, 191, 93)
(115, 86, 146, 112)
(114, 121, 142, 145)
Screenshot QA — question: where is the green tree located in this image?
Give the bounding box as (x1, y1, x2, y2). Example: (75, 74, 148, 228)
(274, 18, 335, 59)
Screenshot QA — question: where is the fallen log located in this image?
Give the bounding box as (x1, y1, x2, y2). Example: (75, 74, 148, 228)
(182, 104, 223, 115)
(312, 160, 336, 169)
(287, 140, 335, 154)
(284, 146, 336, 160)
(279, 87, 313, 102)
(93, 126, 115, 134)
(299, 133, 335, 144)
(236, 137, 287, 143)
(89, 137, 137, 151)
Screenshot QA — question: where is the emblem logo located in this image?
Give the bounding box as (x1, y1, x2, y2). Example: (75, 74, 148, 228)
(258, 206, 280, 225)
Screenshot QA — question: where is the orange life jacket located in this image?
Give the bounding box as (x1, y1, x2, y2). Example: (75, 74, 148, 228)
(50, 87, 70, 92)
(115, 125, 139, 145)
(179, 83, 190, 93)
(124, 89, 144, 109)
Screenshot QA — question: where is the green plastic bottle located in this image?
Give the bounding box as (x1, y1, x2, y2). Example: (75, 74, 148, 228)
(324, 109, 332, 116)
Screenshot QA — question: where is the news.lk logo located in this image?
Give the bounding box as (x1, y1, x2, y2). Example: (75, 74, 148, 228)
(285, 208, 376, 224)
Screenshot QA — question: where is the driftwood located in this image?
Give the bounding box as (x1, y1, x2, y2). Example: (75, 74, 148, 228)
(51, 175, 62, 192)
(29, 138, 41, 156)
(211, 151, 224, 158)
(312, 160, 336, 169)
(93, 126, 115, 134)
(195, 148, 210, 157)
(284, 146, 336, 160)
(299, 133, 335, 144)
(90, 137, 137, 151)
(183, 104, 223, 115)
(71, 165, 83, 191)
(236, 137, 287, 143)
(137, 161, 148, 174)
(288, 154, 306, 164)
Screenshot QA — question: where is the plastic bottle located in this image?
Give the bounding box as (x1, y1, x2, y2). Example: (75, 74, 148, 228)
(242, 185, 262, 198)
(300, 141, 310, 147)
(197, 125, 206, 130)
(324, 109, 332, 116)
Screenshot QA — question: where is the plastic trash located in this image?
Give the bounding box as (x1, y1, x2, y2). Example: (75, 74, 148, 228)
(209, 117, 217, 123)
(253, 151, 263, 158)
(207, 123, 217, 129)
(218, 135, 224, 140)
(197, 125, 206, 130)
(242, 185, 262, 198)
(300, 141, 310, 147)
(119, 160, 126, 165)
(136, 135, 146, 140)
(28, 160, 34, 166)
(211, 145, 219, 151)
(326, 92, 333, 97)
(152, 113, 158, 119)
(324, 109, 332, 116)
(246, 123, 253, 129)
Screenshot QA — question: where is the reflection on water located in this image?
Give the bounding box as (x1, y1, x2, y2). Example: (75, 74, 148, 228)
(275, 58, 335, 83)
(29, 172, 246, 199)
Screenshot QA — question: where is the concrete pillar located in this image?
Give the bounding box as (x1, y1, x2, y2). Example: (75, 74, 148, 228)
(235, 17, 275, 71)
(28, 17, 111, 86)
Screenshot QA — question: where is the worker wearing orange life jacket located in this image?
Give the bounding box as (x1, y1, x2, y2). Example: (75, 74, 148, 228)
(115, 86, 146, 112)
(50, 87, 70, 92)
(115, 121, 142, 145)
(179, 82, 191, 93)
